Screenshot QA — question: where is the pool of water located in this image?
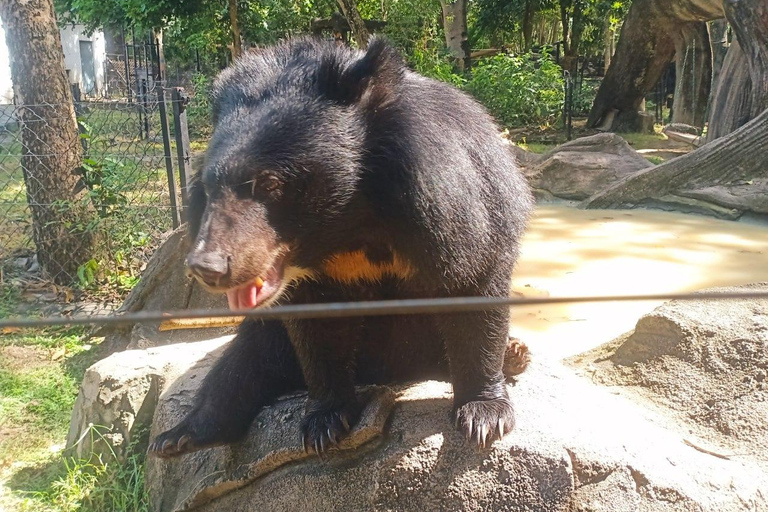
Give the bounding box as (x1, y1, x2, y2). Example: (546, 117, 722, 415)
(511, 205, 768, 359)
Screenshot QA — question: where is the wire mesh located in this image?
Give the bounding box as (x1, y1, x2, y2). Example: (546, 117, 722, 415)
(0, 92, 190, 314)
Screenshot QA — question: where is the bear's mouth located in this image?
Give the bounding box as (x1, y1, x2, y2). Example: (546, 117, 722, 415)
(225, 254, 286, 311)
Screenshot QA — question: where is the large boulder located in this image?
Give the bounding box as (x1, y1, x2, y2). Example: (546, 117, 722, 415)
(68, 283, 768, 510)
(99, 228, 232, 351)
(571, 283, 768, 464)
(106, 341, 764, 510)
(66, 336, 232, 460)
(526, 133, 652, 201)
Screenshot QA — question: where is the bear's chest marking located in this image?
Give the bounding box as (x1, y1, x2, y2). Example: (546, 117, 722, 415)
(321, 250, 414, 283)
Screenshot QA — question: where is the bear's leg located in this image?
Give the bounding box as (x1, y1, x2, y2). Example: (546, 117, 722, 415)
(285, 315, 362, 456)
(149, 319, 303, 458)
(437, 303, 515, 448)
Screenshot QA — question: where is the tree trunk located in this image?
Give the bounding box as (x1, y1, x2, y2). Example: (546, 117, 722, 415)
(603, 18, 613, 74)
(560, 1, 570, 55)
(706, 19, 729, 116)
(587, 0, 723, 130)
(153, 29, 166, 80)
(228, 0, 242, 59)
(582, 107, 768, 215)
(723, 0, 768, 119)
(707, 0, 767, 141)
(337, 0, 371, 48)
(439, 0, 471, 71)
(0, 0, 97, 284)
(706, 39, 752, 140)
(522, 0, 534, 51)
(562, 0, 585, 73)
(671, 22, 712, 128)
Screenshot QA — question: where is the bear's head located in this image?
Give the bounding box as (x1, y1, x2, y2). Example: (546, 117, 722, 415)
(184, 37, 405, 310)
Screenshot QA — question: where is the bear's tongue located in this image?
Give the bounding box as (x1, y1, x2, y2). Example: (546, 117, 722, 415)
(226, 278, 264, 311)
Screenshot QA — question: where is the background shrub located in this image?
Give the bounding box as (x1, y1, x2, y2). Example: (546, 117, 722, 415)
(464, 53, 565, 127)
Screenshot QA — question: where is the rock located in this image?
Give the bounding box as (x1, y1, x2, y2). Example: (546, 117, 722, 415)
(526, 133, 652, 201)
(664, 123, 701, 136)
(136, 337, 767, 511)
(572, 283, 768, 464)
(66, 336, 232, 460)
(677, 180, 768, 215)
(99, 227, 232, 351)
(507, 141, 543, 169)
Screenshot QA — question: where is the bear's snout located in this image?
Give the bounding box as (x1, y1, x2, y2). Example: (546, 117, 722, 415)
(186, 249, 231, 288)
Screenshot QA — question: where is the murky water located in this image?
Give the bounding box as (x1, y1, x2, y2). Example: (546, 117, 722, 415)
(511, 205, 768, 359)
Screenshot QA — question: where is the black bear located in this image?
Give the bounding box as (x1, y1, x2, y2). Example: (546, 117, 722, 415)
(149, 36, 533, 458)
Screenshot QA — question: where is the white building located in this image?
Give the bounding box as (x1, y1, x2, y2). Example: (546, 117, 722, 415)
(0, 19, 106, 104)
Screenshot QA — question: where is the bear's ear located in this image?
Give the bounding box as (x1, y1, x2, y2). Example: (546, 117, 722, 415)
(321, 36, 404, 107)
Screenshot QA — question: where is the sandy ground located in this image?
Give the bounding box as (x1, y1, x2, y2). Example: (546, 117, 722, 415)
(511, 205, 768, 358)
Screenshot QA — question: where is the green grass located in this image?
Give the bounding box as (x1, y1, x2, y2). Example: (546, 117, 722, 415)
(8, 427, 150, 512)
(514, 140, 556, 154)
(644, 155, 665, 165)
(0, 328, 150, 511)
(0, 282, 149, 512)
(618, 128, 668, 150)
(0, 323, 95, 460)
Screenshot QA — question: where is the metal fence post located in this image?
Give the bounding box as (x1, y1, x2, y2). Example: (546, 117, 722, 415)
(71, 84, 89, 154)
(563, 71, 573, 141)
(157, 87, 181, 229)
(171, 87, 191, 223)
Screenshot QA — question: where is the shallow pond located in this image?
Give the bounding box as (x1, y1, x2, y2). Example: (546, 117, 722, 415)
(511, 205, 768, 358)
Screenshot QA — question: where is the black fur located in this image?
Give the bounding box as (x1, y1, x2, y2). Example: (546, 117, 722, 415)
(149, 36, 533, 458)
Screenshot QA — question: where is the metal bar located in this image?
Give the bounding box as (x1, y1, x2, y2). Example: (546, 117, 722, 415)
(157, 86, 180, 229)
(140, 79, 150, 139)
(563, 75, 573, 140)
(2, 291, 768, 330)
(70, 84, 88, 154)
(122, 26, 132, 102)
(171, 87, 191, 221)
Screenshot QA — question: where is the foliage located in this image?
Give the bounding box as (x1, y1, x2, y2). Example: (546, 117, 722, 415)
(81, 157, 130, 218)
(473, 0, 554, 48)
(571, 77, 601, 115)
(55, 0, 207, 32)
(409, 46, 465, 87)
(186, 73, 214, 138)
(370, 0, 444, 56)
(465, 52, 565, 127)
(576, 0, 632, 56)
(37, 427, 150, 512)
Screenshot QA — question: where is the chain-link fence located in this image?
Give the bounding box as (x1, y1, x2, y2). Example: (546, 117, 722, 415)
(0, 88, 195, 314)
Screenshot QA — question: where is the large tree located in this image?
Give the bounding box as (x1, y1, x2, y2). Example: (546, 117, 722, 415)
(228, 0, 242, 58)
(707, 0, 768, 140)
(0, 0, 98, 284)
(586, 0, 724, 131)
(584, 0, 768, 214)
(440, 0, 471, 70)
(337, 0, 371, 47)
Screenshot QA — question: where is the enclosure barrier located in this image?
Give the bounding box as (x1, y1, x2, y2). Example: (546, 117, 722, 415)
(1, 290, 767, 330)
(0, 88, 194, 288)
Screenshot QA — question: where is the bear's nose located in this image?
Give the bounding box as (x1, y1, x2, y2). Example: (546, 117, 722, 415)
(186, 250, 231, 288)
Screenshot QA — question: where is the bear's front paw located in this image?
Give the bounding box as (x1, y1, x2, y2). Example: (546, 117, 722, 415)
(149, 422, 206, 458)
(149, 410, 249, 458)
(454, 396, 515, 448)
(301, 400, 360, 456)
